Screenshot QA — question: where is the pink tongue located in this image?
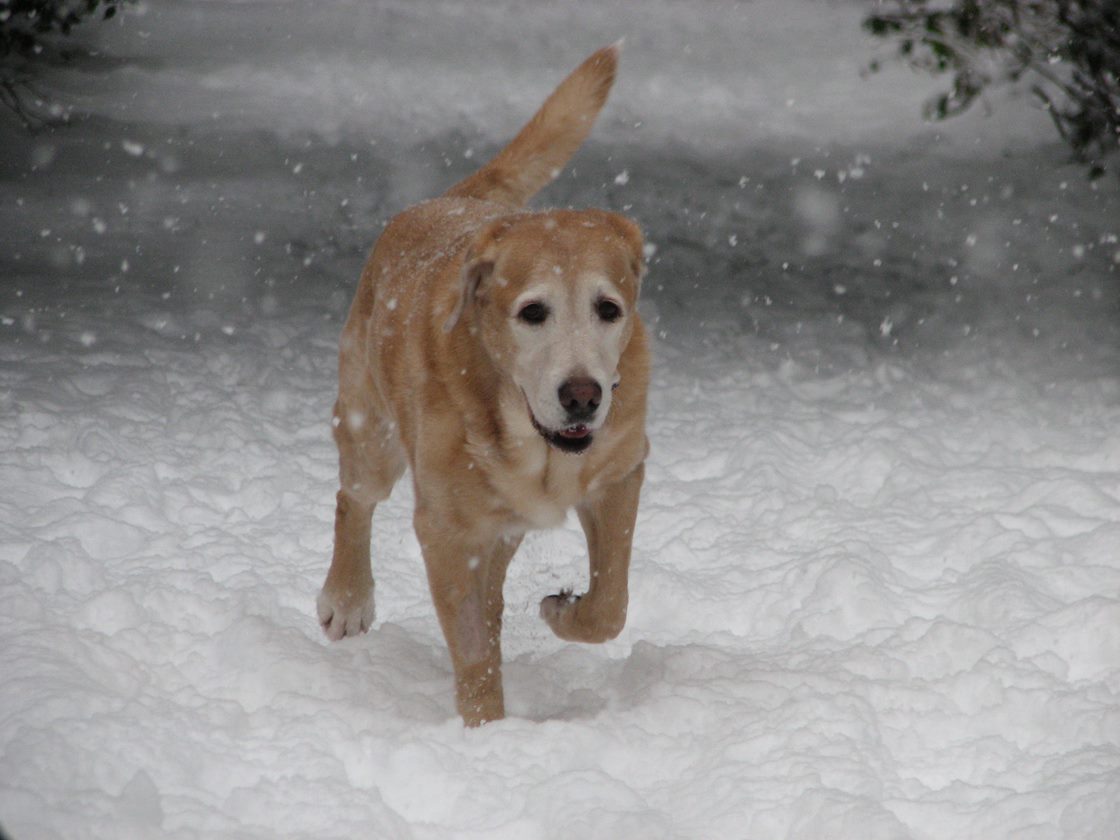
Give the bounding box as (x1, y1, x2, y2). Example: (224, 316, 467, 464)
(559, 424, 590, 439)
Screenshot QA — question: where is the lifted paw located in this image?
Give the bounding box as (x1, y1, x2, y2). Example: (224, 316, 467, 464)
(539, 589, 580, 623)
(539, 590, 585, 642)
(540, 588, 626, 643)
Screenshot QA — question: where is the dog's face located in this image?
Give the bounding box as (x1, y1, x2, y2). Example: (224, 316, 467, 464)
(449, 210, 644, 454)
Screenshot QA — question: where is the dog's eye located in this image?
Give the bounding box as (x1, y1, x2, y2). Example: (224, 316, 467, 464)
(517, 302, 550, 325)
(596, 299, 623, 323)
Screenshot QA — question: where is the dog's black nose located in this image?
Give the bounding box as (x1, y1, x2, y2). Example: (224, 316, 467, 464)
(558, 377, 602, 420)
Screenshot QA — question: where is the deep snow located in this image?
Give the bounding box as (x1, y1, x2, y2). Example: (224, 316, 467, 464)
(1, 1, 1119, 838)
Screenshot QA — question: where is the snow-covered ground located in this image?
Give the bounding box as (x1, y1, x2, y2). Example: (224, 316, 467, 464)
(2, 1, 1119, 837)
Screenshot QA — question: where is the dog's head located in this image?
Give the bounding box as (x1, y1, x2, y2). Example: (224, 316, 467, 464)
(446, 209, 644, 454)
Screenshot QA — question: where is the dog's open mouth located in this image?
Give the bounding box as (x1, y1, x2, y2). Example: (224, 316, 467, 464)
(530, 414, 594, 454)
(558, 424, 590, 440)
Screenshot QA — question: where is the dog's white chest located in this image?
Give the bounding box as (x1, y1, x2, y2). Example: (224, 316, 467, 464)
(492, 439, 586, 530)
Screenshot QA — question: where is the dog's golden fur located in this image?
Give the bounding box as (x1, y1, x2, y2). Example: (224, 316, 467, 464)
(317, 44, 649, 725)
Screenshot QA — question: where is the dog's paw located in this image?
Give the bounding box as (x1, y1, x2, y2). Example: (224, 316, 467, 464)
(540, 589, 626, 643)
(539, 589, 582, 640)
(316, 585, 375, 641)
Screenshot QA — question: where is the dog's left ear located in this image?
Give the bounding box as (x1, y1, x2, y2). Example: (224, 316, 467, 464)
(595, 211, 646, 284)
(444, 221, 508, 333)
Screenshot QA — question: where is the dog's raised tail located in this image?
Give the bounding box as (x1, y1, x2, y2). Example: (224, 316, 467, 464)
(444, 42, 620, 207)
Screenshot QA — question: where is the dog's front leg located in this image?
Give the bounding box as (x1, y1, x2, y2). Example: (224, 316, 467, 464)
(318, 490, 376, 640)
(541, 462, 644, 643)
(416, 512, 518, 726)
(318, 401, 405, 641)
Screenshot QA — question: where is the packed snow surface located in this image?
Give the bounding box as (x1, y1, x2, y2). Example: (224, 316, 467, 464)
(2, 1, 1119, 838)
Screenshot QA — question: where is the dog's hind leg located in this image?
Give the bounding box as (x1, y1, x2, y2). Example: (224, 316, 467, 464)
(541, 462, 644, 643)
(318, 394, 405, 641)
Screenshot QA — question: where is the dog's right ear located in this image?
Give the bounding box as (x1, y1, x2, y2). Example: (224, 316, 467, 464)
(443, 220, 509, 333)
(443, 255, 494, 333)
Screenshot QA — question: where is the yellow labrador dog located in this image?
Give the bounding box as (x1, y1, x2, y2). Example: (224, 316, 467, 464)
(317, 44, 649, 726)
